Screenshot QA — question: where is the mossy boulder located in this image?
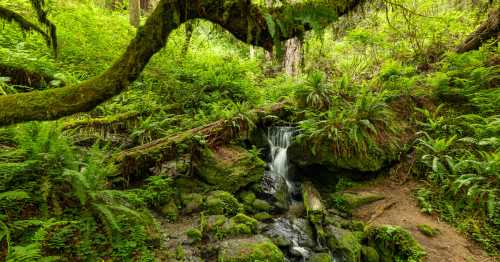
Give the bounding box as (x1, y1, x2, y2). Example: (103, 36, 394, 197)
(175, 176, 210, 195)
(365, 225, 425, 262)
(186, 228, 203, 242)
(254, 212, 272, 221)
(252, 199, 272, 212)
(218, 235, 284, 262)
(308, 253, 333, 262)
(160, 200, 178, 222)
(181, 193, 204, 214)
(205, 191, 243, 216)
(195, 145, 265, 193)
(325, 225, 362, 262)
(239, 191, 256, 206)
(361, 246, 380, 262)
(221, 213, 259, 237)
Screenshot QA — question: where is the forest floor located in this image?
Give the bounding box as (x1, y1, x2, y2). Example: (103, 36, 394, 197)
(350, 177, 494, 262)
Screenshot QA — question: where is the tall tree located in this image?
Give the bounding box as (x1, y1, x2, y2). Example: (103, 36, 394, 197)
(0, 0, 364, 126)
(129, 0, 141, 27)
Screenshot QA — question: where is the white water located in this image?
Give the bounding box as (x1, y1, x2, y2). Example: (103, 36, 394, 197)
(267, 126, 295, 190)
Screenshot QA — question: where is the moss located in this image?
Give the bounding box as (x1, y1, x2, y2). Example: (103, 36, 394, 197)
(417, 224, 439, 237)
(252, 199, 272, 212)
(361, 246, 380, 262)
(326, 226, 362, 262)
(309, 253, 333, 262)
(186, 228, 203, 242)
(220, 213, 259, 238)
(254, 212, 272, 221)
(330, 192, 385, 213)
(218, 235, 284, 262)
(365, 226, 426, 262)
(205, 190, 243, 216)
(160, 200, 178, 222)
(181, 193, 204, 214)
(239, 191, 256, 205)
(195, 145, 265, 193)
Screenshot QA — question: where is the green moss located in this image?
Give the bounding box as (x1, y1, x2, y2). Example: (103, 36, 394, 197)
(239, 191, 256, 205)
(326, 226, 362, 262)
(205, 190, 243, 216)
(218, 236, 284, 262)
(417, 224, 439, 237)
(365, 226, 426, 262)
(361, 246, 380, 262)
(330, 192, 385, 213)
(181, 193, 204, 214)
(309, 253, 333, 262)
(195, 146, 265, 193)
(186, 228, 203, 242)
(254, 212, 272, 221)
(160, 200, 178, 222)
(252, 199, 272, 212)
(220, 213, 259, 238)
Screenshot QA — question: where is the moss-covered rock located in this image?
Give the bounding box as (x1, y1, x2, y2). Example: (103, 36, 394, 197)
(239, 191, 256, 206)
(303, 181, 325, 224)
(186, 228, 203, 242)
(195, 145, 265, 193)
(252, 199, 272, 212)
(221, 213, 259, 237)
(308, 253, 333, 262)
(218, 235, 284, 262)
(417, 224, 439, 237)
(325, 225, 362, 262)
(181, 193, 204, 214)
(361, 246, 380, 262)
(365, 225, 425, 262)
(160, 200, 178, 222)
(254, 212, 272, 221)
(329, 192, 385, 213)
(205, 191, 243, 216)
(175, 176, 210, 195)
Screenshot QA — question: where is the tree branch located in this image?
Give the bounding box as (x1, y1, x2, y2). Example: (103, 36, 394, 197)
(0, 6, 52, 46)
(0, 0, 363, 126)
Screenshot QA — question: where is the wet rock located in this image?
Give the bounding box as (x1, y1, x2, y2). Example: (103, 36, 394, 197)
(260, 170, 290, 212)
(264, 217, 316, 260)
(194, 145, 265, 193)
(218, 235, 284, 262)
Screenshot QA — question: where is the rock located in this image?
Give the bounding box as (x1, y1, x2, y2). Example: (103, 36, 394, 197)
(205, 191, 242, 216)
(181, 193, 204, 214)
(239, 191, 256, 206)
(160, 200, 178, 222)
(221, 213, 259, 237)
(361, 246, 380, 262)
(194, 145, 265, 193)
(186, 228, 202, 242)
(218, 235, 284, 262)
(329, 192, 385, 213)
(417, 224, 440, 237)
(260, 171, 290, 212)
(252, 199, 272, 212)
(325, 225, 362, 262)
(365, 225, 425, 262)
(205, 215, 228, 232)
(303, 181, 325, 224)
(264, 217, 315, 259)
(308, 252, 333, 262)
(254, 212, 272, 222)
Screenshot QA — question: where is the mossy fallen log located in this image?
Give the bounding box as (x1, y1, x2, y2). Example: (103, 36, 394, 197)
(0, 63, 62, 90)
(114, 102, 286, 179)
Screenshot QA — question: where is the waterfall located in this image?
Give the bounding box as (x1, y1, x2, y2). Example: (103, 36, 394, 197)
(267, 126, 295, 192)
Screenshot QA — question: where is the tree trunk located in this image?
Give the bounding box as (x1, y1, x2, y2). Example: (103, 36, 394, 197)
(129, 0, 141, 27)
(283, 37, 303, 76)
(0, 0, 364, 126)
(181, 21, 194, 58)
(456, 8, 500, 53)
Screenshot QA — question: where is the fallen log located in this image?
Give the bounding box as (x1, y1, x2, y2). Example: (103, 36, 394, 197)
(114, 102, 288, 179)
(456, 8, 500, 53)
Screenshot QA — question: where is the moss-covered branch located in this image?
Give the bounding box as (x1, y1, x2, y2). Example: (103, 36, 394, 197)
(456, 8, 500, 53)
(0, 63, 63, 90)
(0, 0, 363, 126)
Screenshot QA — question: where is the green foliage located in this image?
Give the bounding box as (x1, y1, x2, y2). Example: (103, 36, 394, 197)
(365, 225, 426, 262)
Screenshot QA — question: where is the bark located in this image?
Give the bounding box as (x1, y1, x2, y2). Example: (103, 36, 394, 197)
(0, 6, 52, 49)
(456, 8, 500, 53)
(0, 0, 364, 126)
(181, 21, 194, 57)
(0, 63, 63, 90)
(129, 0, 141, 27)
(283, 37, 303, 76)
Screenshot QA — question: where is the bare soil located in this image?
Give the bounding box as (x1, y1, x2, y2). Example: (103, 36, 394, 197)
(349, 177, 495, 262)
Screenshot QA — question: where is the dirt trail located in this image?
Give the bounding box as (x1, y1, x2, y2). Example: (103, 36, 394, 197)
(349, 177, 494, 262)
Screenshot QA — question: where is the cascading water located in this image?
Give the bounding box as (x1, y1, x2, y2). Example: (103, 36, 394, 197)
(267, 126, 295, 193)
